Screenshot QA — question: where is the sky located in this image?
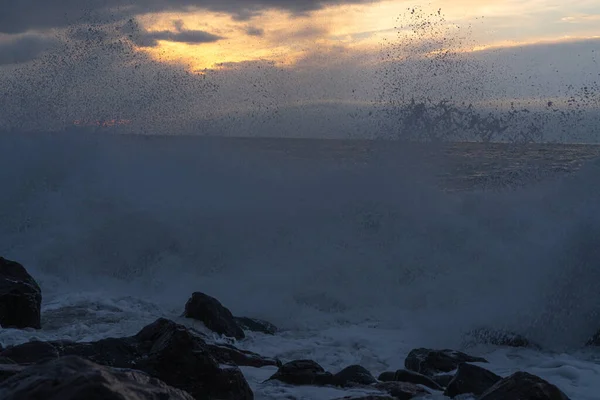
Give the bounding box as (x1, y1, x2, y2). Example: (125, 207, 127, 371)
(0, 0, 598, 140)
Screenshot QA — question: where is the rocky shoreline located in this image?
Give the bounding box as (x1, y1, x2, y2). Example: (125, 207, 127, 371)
(0, 256, 593, 399)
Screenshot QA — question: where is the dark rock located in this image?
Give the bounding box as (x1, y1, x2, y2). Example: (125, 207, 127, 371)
(378, 369, 442, 391)
(0, 357, 15, 365)
(267, 359, 334, 386)
(234, 316, 278, 335)
(374, 381, 431, 399)
(585, 330, 600, 346)
(207, 342, 280, 368)
(444, 363, 501, 398)
(0, 364, 24, 383)
(404, 348, 487, 376)
(0, 257, 42, 329)
(479, 371, 571, 400)
(0, 318, 254, 400)
(333, 396, 395, 400)
(333, 365, 377, 386)
(184, 292, 245, 340)
(0, 355, 194, 399)
(431, 374, 454, 388)
(0, 341, 60, 364)
(464, 328, 537, 348)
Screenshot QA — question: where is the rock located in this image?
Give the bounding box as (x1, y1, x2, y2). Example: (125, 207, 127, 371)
(0, 355, 194, 399)
(0, 318, 254, 400)
(184, 292, 245, 340)
(479, 371, 571, 400)
(206, 343, 280, 368)
(333, 396, 395, 400)
(267, 360, 333, 386)
(0, 257, 42, 329)
(374, 381, 431, 399)
(464, 328, 537, 348)
(0, 364, 24, 383)
(444, 363, 501, 398)
(585, 330, 600, 346)
(378, 369, 442, 391)
(431, 374, 454, 388)
(234, 317, 278, 335)
(333, 365, 377, 386)
(404, 348, 487, 376)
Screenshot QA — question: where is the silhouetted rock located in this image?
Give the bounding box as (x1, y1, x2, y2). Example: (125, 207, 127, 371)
(234, 316, 278, 335)
(333, 396, 395, 400)
(0, 257, 41, 329)
(464, 328, 537, 348)
(404, 348, 487, 376)
(378, 369, 442, 390)
(0, 318, 254, 400)
(444, 363, 501, 398)
(585, 330, 600, 346)
(184, 292, 245, 339)
(431, 374, 455, 388)
(0, 364, 24, 383)
(374, 381, 431, 399)
(333, 365, 377, 386)
(479, 371, 571, 400)
(206, 342, 280, 368)
(0, 355, 194, 400)
(267, 360, 333, 386)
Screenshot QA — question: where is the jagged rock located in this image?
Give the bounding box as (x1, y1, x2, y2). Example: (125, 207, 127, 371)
(267, 359, 333, 386)
(431, 374, 454, 388)
(207, 343, 280, 368)
(0, 355, 194, 399)
(404, 348, 487, 376)
(444, 363, 501, 398)
(0, 257, 42, 329)
(333, 365, 377, 386)
(184, 292, 245, 339)
(0, 318, 254, 400)
(585, 330, 600, 346)
(479, 371, 571, 400)
(378, 369, 442, 390)
(464, 328, 537, 348)
(333, 396, 395, 400)
(374, 381, 431, 399)
(0, 364, 24, 383)
(234, 317, 278, 335)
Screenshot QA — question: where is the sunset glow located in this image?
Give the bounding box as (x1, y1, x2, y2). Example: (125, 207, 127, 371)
(133, 0, 600, 71)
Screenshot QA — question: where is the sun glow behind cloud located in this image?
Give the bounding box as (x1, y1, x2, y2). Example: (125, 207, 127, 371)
(132, 0, 600, 71)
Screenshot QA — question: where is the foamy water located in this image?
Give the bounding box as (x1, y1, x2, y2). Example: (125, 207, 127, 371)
(1, 133, 600, 399)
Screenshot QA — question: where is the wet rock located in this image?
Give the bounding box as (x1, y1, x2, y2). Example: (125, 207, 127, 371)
(207, 342, 280, 368)
(0, 257, 42, 329)
(0, 318, 254, 400)
(333, 396, 395, 400)
(184, 292, 245, 339)
(444, 363, 501, 398)
(431, 374, 454, 388)
(479, 371, 571, 400)
(585, 330, 600, 346)
(333, 365, 377, 386)
(0, 364, 24, 383)
(267, 360, 333, 386)
(374, 381, 431, 399)
(378, 369, 442, 390)
(234, 317, 278, 335)
(404, 348, 487, 376)
(464, 328, 537, 348)
(0, 355, 194, 399)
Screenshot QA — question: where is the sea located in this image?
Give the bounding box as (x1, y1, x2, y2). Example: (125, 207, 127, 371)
(1, 132, 600, 399)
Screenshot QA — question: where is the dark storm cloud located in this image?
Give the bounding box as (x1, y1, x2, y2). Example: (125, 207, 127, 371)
(245, 26, 265, 37)
(0, 0, 376, 34)
(0, 34, 58, 65)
